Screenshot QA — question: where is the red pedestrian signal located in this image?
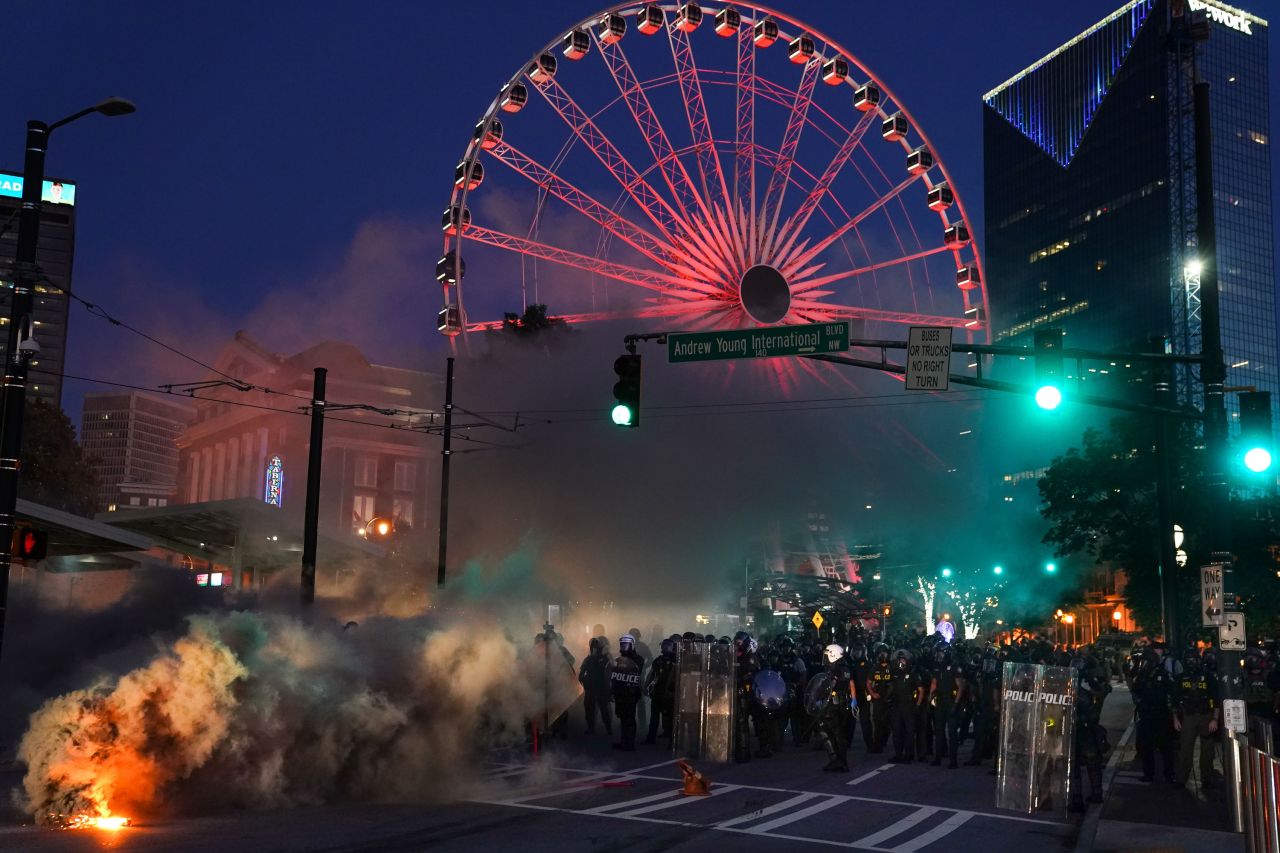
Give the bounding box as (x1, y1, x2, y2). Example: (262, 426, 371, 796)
(12, 526, 48, 561)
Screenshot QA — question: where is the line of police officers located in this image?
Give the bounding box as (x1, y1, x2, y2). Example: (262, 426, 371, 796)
(577, 626, 1280, 811)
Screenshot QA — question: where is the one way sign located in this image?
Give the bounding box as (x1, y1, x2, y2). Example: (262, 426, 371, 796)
(1201, 564, 1224, 627)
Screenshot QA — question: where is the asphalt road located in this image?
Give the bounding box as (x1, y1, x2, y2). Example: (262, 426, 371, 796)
(1, 725, 1080, 853)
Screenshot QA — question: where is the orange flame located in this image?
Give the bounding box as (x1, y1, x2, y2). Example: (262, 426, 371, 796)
(61, 813, 131, 831)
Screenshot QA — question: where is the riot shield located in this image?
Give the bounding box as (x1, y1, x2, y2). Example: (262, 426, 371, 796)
(674, 642, 707, 757)
(673, 641, 736, 762)
(704, 643, 735, 763)
(996, 663, 1076, 817)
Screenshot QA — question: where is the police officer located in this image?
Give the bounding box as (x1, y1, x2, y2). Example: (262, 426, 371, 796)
(888, 649, 924, 763)
(966, 644, 1002, 766)
(609, 634, 645, 751)
(733, 631, 762, 762)
(848, 641, 875, 755)
(776, 636, 810, 746)
(811, 643, 855, 772)
(929, 642, 967, 769)
(643, 637, 678, 745)
(1069, 653, 1109, 811)
(1243, 648, 1276, 742)
(866, 644, 893, 754)
(578, 637, 613, 735)
(914, 643, 936, 762)
(1132, 644, 1177, 782)
(1175, 649, 1219, 790)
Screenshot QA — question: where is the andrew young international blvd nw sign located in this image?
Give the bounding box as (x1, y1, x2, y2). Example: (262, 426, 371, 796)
(667, 321, 850, 363)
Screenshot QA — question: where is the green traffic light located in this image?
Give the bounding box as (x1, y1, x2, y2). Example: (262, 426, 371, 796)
(1035, 385, 1063, 410)
(1045, 562, 1057, 574)
(611, 403, 634, 426)
(993, 566, 1004, 576)
(1244, 447, 1273, 473)
(940, 567, 953, 578)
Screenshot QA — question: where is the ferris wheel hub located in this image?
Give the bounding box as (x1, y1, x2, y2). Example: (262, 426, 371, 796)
(739, 264, 791, 326)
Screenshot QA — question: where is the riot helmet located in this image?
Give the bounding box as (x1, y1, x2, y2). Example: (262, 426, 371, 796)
(824, 643, 845, 664)
(733, 630, 750, 650)
(873, 642, 890, 664)
(849, 642, 868, 661)
(660, 638, 677, 656)
(619, 634, 635, 653)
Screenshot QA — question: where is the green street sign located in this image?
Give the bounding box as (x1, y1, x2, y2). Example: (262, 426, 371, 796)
(667, 321, 849, 363)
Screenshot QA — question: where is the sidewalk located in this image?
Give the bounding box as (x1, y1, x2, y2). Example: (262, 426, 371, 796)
(1078, 682, 1245, 853)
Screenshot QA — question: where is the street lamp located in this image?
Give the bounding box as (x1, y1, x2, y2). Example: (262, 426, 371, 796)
(993, 565, 1004, 576)
(940, 567, 953, 579)
(0, 97, 135, 664)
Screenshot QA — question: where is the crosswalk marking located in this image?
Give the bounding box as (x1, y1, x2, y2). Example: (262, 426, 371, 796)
(745, 794, 849, 834)
(614, 785, 741, 817)
(890, 810, 973, 852)
(579, 789, 685, 815)
(716, 792, 824, 829)
(853, 806, 939, 848)
(496, 771, 620, 804)
(847, 763, 895, 786)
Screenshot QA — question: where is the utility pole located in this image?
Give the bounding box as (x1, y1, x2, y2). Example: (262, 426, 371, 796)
(436, 357, 455, 588)
(300, 367, 326, 605)
(1151, 335, 1180, 647)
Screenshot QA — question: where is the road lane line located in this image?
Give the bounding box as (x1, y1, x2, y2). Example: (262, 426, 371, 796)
(888, 810, 973, 852)
(853, 807, 939, 848)
(847, 763, 894, 786)
(579, 789, 686, 815)
(716, 792, 824, 829)
(523, 765, 1063, 827)
(623, 757, 684, 774)
(1073, 718, 1136, 853)
(494, 771, 619, 803)
(615, 784, 741, 817)
(746, 794, 849, 834)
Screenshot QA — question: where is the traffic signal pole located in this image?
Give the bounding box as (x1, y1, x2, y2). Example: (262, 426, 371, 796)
(0, 121, 50, 663)
(1193, 79, 1246, 829)
(436, 356, 454, 588)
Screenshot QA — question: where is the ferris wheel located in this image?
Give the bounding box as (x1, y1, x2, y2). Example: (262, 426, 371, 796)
(437, 2, 987, 352)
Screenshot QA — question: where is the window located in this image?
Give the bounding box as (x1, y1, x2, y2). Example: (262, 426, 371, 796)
(354, 456, 378, 487)
(352, 494, 375, 530)
(393, 498, 414, 527)
(394, 460, 416, 492)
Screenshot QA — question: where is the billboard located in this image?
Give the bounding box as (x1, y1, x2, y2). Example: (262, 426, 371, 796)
(0, 172, 76, 206)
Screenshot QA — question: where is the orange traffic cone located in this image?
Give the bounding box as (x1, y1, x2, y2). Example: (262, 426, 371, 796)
(677, 759, 712, 796)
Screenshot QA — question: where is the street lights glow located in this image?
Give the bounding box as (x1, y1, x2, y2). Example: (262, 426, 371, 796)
(1244, 446, 1273, 473)
(1113, 610, 1123, 621)
(940, 567, 953, 578)
(1045, 562, 1057, 574)
(1035, 385, 1063, 410)
(1185, 259, 1203, 278)
(1062, 613, 1075, 624)
(993, 565, 1004, 576)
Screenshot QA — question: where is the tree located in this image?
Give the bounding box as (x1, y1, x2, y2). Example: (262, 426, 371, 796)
(1038, 414, 1213, 638)
(20, 399, 100, 516)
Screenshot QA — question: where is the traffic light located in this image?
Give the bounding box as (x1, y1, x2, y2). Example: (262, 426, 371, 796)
(12, 526, 48, 561)
(1033, 328, 1064, 410)
(882, 604, 893, 618)
(1045, 562, 1057, 574)
(940, 567, 953, 579)
(1239, 391, 1273, 473)
(993, 565, 1004, 576)
(612, 353, 642, 427)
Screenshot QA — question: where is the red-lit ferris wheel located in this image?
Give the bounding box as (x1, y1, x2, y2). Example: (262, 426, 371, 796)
(438, 2, 987, 351)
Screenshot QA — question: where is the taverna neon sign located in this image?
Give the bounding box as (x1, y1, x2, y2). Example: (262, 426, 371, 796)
(264, 455, 284, 506)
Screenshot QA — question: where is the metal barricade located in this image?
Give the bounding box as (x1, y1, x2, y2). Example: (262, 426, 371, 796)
(1231, 732, 1280, 853)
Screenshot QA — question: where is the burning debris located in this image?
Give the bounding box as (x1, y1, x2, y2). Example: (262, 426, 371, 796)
(15, 610, 549, 826)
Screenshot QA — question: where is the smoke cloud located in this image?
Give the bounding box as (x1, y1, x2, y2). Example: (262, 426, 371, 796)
(14, 608, 563, 824)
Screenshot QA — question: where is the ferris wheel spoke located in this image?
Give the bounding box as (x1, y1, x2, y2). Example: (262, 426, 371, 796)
(532, 77, 691, 248)
(771, 109, 879, 265)
(667, 22, 731, 216)
(787, 298, 980, 330)
(759, 60, 821, 261)
(487, 141, 681, 273)
(734, 26, 756, 241)
(779, 172, 924, 277)
(463, 299, 732, 331)
(595, 33, 711, 226)
(465, 224, 719, 298)
(792, 244, 955, 294)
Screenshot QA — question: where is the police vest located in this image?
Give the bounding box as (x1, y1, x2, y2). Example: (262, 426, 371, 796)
(1180, 676, 1215, 713)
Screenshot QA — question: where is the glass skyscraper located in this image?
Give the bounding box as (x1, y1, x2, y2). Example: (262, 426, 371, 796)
(983, 0, 1274, 429)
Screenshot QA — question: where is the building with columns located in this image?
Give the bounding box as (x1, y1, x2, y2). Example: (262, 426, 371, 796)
(177, 332, 440, 541)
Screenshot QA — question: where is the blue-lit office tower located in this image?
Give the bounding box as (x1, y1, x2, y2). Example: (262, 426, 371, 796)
(983, 0, 1273, 426)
